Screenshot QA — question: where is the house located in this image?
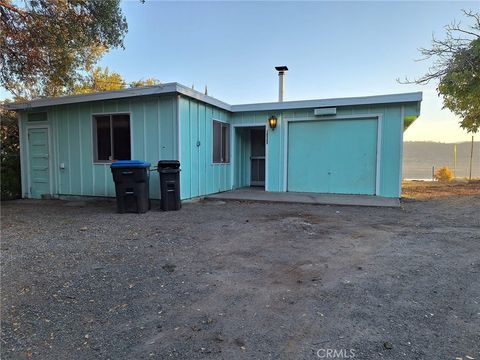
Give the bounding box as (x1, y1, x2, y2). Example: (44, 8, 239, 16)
(5, 70, 421, 200)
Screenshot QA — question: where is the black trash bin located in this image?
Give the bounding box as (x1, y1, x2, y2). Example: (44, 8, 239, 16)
(111, 160, 151, 213)
(158, 160, 181, 211)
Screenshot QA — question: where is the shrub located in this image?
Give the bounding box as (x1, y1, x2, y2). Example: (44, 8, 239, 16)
(434, 166, 454, 182)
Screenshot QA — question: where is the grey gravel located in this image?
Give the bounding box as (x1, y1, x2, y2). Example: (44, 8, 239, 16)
(1, 196, 480, 359)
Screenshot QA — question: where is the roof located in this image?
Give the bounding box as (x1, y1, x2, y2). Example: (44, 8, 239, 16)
(230, 92, 422, 112)
(3, 82, 422, 112)
(4, 83, 232, 112)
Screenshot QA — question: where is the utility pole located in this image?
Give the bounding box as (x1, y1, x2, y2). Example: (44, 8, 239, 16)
(469, 135, 474, 180)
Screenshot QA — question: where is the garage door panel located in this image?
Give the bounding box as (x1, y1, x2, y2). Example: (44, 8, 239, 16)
(287, 119, 377, 195)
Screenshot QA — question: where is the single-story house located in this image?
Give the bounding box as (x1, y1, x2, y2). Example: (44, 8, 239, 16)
(5, 76, 421, 200)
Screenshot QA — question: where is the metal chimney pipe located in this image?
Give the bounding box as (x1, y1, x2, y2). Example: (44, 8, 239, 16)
(275, 66, 288, 102)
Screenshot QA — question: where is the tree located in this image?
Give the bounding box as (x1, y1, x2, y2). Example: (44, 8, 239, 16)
(0, 102, 20, 199)
(0, 0, 128, 98)
(403, 10, 480, 133)
(129, 78, 162, 88)
(73, 67, 126, 94)
(438, 38, 480, 133)
(72, 66, 161, 94)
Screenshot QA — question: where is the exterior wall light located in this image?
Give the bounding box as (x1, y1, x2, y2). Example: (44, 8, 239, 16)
(268, 115, 277, 130)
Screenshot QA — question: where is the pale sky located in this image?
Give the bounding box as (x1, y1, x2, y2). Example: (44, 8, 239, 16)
(3, 1, 479, 143)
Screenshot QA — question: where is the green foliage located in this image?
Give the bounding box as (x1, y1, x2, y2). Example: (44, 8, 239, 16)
(72, 66, 161, 94)
(0, 102, 21, 199)
(73, 67, 126, 94)
(404, 10, 480, 133)
(434, 166, 454, 182)
(438, 39, 480, 133)
(0, 0, 128, 98)
(404, 116, 418, 131)
(129, 78, 162, 88)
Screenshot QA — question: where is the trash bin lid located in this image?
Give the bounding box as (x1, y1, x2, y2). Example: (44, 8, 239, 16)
(158, 160, 180, 169)
(111, 160, 151, 168)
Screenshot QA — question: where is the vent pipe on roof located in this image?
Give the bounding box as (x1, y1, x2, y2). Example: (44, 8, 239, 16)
(275, 66, 288, 102)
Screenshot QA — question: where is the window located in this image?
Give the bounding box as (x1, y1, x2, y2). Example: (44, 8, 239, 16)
(213, 120, 230, 163)
(93, 114, 131, 162)
(28, 112, 47, 122)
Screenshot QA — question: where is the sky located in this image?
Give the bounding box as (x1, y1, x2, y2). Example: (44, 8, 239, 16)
(4, 1, 480, 143)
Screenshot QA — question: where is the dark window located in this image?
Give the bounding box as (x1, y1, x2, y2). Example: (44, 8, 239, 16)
(93, 114, 131, 161)
(213, 120, 230, 163)
(28, 112, 48, 122)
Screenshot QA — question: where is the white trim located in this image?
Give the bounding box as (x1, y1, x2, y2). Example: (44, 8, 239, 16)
(25, 125, 53, 198)
(53, 111, 59, 196)
(142, 103, 147, 159)
(90, 104, 94, 196)
(230, 124, 235, 189)
(399, 106, 405, 196)
(67, 114, 72, 194)
(91, 111, 134, 116)
(176, 95, 181, 162)
(18, 114, 26, 197)
(283, 115, 288, 192)
(157, 97, 162, 161)
(375, 115, 383, 195)
(78, 112, 83, 195)
(129, 103, 134, 163)
(189, 101, 192, 197)
(265, 126, 269, 191)
(284, 114, 382, 195)
(286, 113, 383, 122)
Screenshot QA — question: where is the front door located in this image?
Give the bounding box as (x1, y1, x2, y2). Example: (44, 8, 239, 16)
(250, 128, 265, 186)
(27, 127, 50, 198)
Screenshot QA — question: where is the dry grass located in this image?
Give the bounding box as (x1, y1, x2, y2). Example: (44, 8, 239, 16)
(402, 180, 480, 200)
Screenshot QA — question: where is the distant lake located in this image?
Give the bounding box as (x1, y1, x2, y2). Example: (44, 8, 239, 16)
(403, 141, 480, 180)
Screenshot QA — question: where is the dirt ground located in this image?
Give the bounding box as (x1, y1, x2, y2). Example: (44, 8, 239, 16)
(1, 192, 479, 359)
(402, 180, 480, 200)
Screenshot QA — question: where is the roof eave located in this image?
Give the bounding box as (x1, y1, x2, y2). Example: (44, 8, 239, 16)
(3, 85, 422, 114)
(230, 92, 423, 112)
(3, 83, 179, 110)
(3, 82, 233, 112)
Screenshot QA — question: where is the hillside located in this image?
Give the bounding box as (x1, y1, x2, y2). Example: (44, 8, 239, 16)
(403, 141, 480, 179)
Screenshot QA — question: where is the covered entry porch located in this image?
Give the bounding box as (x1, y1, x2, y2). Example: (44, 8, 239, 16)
(232, 125, 267, 189)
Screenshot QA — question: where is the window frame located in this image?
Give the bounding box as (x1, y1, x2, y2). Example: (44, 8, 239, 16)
(212, 119, 230, 164)
(92, 112, 132, 163)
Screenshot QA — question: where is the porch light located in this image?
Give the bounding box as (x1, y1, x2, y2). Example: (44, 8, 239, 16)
(268, 115, 277, 130)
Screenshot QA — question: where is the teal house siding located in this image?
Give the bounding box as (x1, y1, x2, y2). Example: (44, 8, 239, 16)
(231, 101, 420, 198)
(230, 111, 284, 192)
(18, 95, 177, 199)
(11, 83, 421, 201)
(178, 95, 232, 200)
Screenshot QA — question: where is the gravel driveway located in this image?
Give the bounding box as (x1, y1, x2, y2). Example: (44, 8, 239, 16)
(1, 196, 479, 359)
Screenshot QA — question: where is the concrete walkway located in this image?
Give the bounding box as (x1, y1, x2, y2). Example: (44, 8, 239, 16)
(207, 188, 400, 207)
